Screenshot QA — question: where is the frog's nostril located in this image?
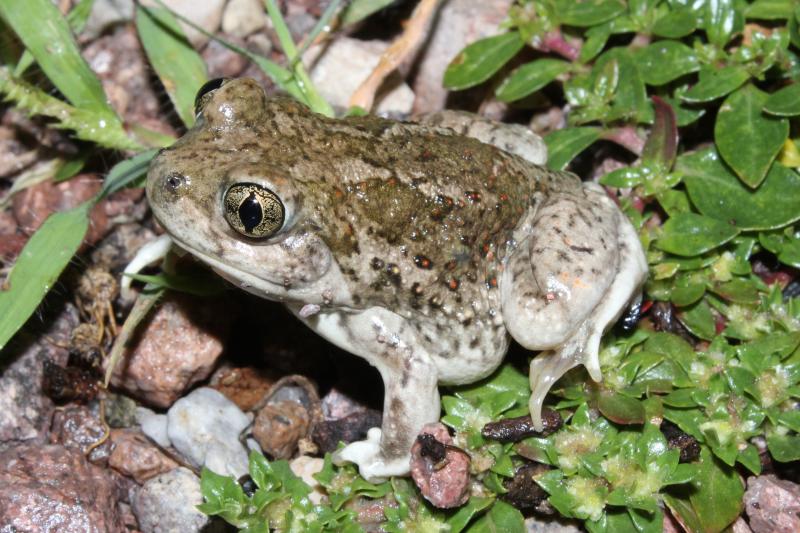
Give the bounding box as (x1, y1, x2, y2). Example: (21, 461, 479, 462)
(165, 173, 186, 192)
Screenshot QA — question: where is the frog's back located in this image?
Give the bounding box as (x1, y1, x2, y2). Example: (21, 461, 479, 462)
(259, 97, 581, 322)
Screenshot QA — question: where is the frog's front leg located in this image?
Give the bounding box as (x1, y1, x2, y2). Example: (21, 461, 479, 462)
(301, 308, 440, 482)
(501, 183, 647, 430)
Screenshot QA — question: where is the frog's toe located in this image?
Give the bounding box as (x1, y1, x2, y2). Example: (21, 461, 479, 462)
(332, 428, 411, 482)
(528, 323, 597, 431)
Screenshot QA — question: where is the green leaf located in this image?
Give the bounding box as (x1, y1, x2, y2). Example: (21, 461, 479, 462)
(600, 167, 645, 187)
(544, 127, 602, 170)
(446, 497, 494, 533)
(602, 47, 651, 123)
(641, 96, 677, 173)
(597, 392, 646, 425)
(0, 0, 118, 116)
(556, 0, 627, 26)
(679, 300, 717, 341)
(636, 41, 699, 86)
(496, 59, 570, 102)
(767, 432, 800, 461)
(705, 0, 737, 47)
(764, 83, 800, 116)
(466, 500, 525, 532)
(198, 467, 246, 524)
(681, 66, 750, 103)
(746, 0, 795, 20)
(100, 149, 159, 199)
(0, 68, 143, 151)
(652, 8, 697, 38)
(715, 84, 789, 188)
(656, 213, 739, 256)
(0, 203, 91, 353)
(689, 447, 744, 533)
(444, 32, 524, 91)
(136, 6, 207, 128)
(680, 148, 800, 230)
(341, 0, 394, 25)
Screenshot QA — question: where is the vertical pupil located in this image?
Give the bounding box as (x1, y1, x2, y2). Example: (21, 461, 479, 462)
(238, 192, 263, 233)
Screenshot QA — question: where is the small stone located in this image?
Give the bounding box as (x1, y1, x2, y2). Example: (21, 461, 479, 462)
(133, 467, 210, 533)
(140, 0, 226, 47)
(109, 293, 231, 408)
(290, 456, 325, 504)
(313, 409, 383, 453)
(108, 429, 179, 484)
(12, 174, 109, 247)
(412, 0, 514, 114)
(104, 393, 140, 429)
(83, 24, 176, 139)
(83, 0, 135, 40)
(321, 386, 374, 419)
(203, 36, 250, 79)
(303, 37, 415, 115)
(167, 387, 253, 478)
(503, 462, 552, 513)
(0, 444, 124, 532)
(210, 366, 277, 412)
(410, 423, 470, 509)
(745, 474, 800, 533)
(222, 0, 267, 37)
(525, 515, 583, 532)
(0, 304, 77, 450)
(49, 405, 111, 465)
(253, 400, 311, 459)
(137, 407, 170, 448)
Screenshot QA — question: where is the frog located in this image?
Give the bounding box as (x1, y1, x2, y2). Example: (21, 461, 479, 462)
(144, 77, 648, 482)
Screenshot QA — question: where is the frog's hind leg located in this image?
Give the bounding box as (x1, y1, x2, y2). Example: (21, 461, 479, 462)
(500, 184, 647, 430)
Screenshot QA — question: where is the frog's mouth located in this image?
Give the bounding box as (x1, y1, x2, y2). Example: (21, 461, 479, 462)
(168, 236, 289, 300)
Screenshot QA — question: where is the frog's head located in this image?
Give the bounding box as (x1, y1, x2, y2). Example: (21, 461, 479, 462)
(146, 78, 336, 300)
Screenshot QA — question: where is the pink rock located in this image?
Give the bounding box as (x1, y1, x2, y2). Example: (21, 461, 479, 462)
(412, 0, 513, 114)
(49, 405, 111, 465)
(83, 25, 176, 139)
(0, 304, 76, 449)
(253, 400, 311, 459)
(108, 428, 178, 484)
(0, 443, 124, 532)
(745, 474, 800, 533)
(12, 174, 109, 248)
(210, 365, 277, 412)
(410, 422, 470, 509)
(109, 293, 231, 408)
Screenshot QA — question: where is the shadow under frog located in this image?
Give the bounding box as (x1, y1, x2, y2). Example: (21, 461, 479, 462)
(145, 78, 647, 482)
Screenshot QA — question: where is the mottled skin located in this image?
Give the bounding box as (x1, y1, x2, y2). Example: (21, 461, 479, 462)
(146, 78, 647, 481)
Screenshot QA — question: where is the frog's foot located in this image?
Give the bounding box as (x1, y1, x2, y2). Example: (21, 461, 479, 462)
(332, 428, 412, 483)
(502, 184, 647, 430)
(121, 234, 174, 299)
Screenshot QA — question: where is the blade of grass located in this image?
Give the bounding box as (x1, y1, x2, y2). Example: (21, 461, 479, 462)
(0, 202, 91, 353)
(13, 0, 96, 77)
(0, 67, 143, 151)
(295, 0, 343, 59)
(150, 0, 306, 105)
(100, 148, 160, 199)
(0, 0, 118, 117)
(104, 285, 164, 386)
(0, 158, 63, 209)
(263, 0, 334, 116)
(136, 5, 207, 128)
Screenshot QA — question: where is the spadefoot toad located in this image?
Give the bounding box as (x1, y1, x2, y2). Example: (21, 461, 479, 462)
(145, 78, 647, 481)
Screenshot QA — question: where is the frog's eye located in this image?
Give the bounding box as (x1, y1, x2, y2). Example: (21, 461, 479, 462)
(194, 78, 229, 117)
(223, 183, 285, 239)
